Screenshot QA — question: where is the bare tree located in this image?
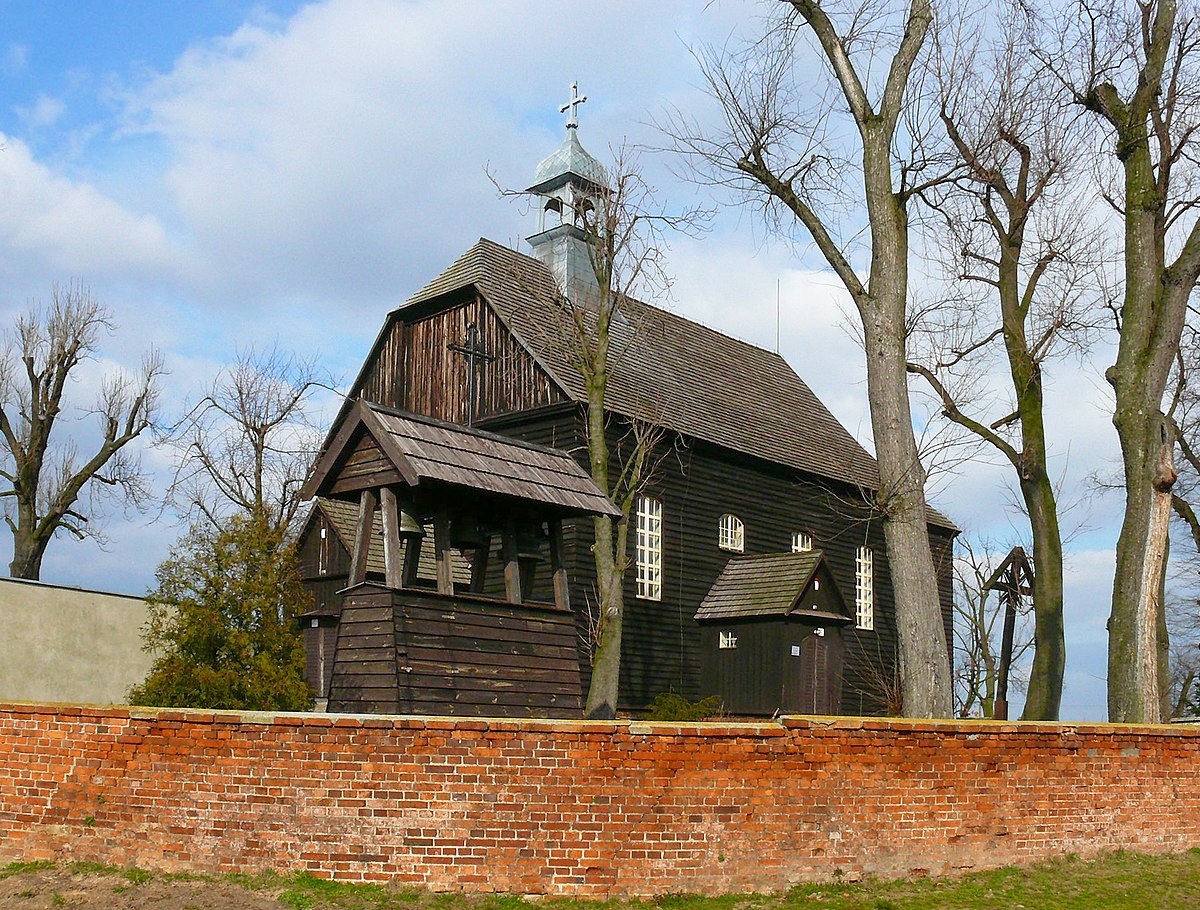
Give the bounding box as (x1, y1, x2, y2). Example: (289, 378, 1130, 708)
(519, 145, 702, 719)
(665, 0, 954, 715)
(1166, 321, 1200, 717)
(906, 8, 1099, 719)
(1036, 0, 1200, 722)
(0, 283, 163, 579)
(166, 346, 327, 535)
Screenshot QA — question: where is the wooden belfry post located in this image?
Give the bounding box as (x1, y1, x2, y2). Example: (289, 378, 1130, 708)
(983, 546, 1034, 721)
(348, 488, 378, 586)
(379, 487, 405, 589)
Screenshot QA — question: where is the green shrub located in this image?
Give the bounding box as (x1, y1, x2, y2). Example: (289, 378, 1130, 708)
(644, 692, 723, 721)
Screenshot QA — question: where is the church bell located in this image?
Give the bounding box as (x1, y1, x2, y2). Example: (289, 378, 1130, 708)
(515, 526, 545, 562)
(398, 510, 424, 538)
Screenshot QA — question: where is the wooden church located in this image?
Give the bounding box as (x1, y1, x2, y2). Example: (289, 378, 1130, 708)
(297, 92, 956, 718)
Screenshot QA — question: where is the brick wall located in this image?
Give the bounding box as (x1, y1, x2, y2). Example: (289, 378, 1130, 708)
(2, 703, 1199, 896)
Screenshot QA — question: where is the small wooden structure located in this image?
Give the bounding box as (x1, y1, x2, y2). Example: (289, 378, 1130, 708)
(296, 497, 472, 701)
(982, 546, 1034, 721)
(300, 400, 619, 717)
(695, 552, 852, 716)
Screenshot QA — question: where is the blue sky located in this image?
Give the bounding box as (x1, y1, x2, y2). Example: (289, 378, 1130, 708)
(0, 0, 1130, 718)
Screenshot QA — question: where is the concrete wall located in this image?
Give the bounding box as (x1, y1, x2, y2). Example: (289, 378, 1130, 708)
(0, 578, 152, 705)
(2, 704, 1200, 896)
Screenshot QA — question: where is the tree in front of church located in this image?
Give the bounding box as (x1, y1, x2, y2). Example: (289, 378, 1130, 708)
(0, 283, 163, 579)
(666, 0, 953, 715)
(559, 146, 682, 719)
(130, 513, 312, 711)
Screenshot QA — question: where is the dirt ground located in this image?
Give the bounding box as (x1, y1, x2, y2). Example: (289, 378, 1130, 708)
(0, 867, 293, 909)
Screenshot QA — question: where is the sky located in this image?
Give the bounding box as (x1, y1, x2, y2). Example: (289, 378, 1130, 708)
(0, 0, 1131, 719)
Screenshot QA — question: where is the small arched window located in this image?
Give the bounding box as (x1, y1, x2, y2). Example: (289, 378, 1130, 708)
(718, 514, 745, 552)
(792, 531, 813, 553)
(855, 546, 874, 630)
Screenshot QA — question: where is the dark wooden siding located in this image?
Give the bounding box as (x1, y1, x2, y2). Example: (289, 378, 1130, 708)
(354, 296, 568, 422)
(482, 405, 955, 717)
(302, 620, 338, 698)
(326, 584, 581, 718)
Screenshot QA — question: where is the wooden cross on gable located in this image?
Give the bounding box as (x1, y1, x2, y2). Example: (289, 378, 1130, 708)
(447, 323, 495, 427)
(560, 81, 587, 130)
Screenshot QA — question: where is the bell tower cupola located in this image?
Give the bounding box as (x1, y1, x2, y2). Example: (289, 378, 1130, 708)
(526, 82, 608, 300)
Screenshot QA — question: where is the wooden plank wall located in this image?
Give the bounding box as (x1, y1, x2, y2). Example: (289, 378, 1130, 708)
(398, 589, 581, 718)
(326, 586, 402, 713)
(481, 405, 955, 717)
(355, 297, 567, 423)
(326, 585, 581, 718)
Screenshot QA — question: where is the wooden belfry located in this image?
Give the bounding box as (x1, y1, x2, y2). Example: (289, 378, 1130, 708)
(983, 546, 1034, 722)
(299, 400, 619, 718)
(302, 399, 617, 608)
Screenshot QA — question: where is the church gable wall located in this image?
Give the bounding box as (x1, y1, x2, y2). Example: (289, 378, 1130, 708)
(355, 294, 568, 423)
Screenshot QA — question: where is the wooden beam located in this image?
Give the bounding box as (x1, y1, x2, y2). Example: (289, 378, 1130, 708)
(433, 511, 454, 596)
(401, 528, 421, 588)
(380, 486, 404, 588)
(502, 522, 522, 604)
(549, 519, 570, 612)
(348, 488, 378, 586)
(470, 536, 491, 594)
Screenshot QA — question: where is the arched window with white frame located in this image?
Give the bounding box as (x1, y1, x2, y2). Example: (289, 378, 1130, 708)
(855, 546, 874, 630)
(792, 531, 813, 553)
(718, 513, 745, 552)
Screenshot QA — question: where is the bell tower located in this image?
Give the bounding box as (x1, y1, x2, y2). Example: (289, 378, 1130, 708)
(525, 82, 608, 301)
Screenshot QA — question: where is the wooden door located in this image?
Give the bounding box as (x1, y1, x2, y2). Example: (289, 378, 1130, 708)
(786, 628, 844, 715)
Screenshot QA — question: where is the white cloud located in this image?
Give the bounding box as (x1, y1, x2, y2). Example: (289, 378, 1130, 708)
(0, 134, 185, 287)
(16, 93, 65, 129)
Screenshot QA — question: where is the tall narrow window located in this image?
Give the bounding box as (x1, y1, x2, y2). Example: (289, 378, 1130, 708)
(792, 531, 813, 553)
(855, 546, 874, 630)
(636, 496, 663, 601)
(718, 514, 745, 552)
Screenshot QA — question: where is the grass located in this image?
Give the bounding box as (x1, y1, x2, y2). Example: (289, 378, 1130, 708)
(3, 849, 1200, 908)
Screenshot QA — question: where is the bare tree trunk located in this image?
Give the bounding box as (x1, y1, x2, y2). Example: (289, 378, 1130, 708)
(1060, 0, 1200, 722)
(861, 140, 952, 716)
(9, 525, 46, 580)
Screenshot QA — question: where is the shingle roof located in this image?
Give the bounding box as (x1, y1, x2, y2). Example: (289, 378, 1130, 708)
(304, 400, 620, 518)
(365, 403, 620, 516)
(398, 239, 955, 530)
(695, 551, 847, 621)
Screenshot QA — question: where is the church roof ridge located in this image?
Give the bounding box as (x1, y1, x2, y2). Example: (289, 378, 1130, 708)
(386, 236, 956, 531)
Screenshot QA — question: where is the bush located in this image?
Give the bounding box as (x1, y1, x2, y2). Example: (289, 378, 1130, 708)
(129, 514, 312, 711)
(644, 692, 723, 721)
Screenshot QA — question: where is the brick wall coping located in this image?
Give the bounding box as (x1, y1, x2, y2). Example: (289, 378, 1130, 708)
(3, 699, 1197, 738)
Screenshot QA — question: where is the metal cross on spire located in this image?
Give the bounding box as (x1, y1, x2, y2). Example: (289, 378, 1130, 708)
(560, 81, 588, 130)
